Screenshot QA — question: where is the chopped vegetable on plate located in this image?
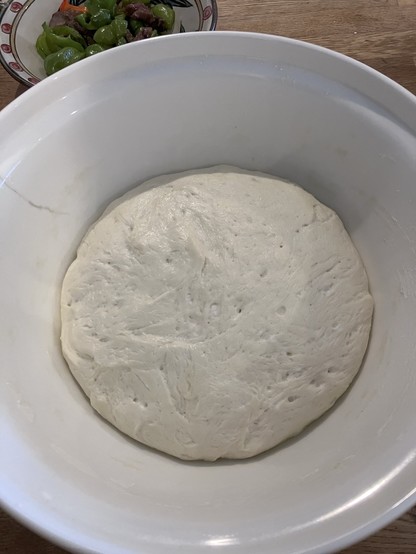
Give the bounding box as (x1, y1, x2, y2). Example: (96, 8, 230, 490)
(36, 0, 175, 75)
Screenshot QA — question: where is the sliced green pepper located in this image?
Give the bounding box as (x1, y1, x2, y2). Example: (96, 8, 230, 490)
(93, 17, 128, 46)
(75, 13, 95, 30)
(43, 23, 85, 54)
(36, 33, 50, 59)
(44, 47, 85, 76)
(76, 9, 112, 30)
(84, 43, 108, 57)
(92, 9, 113, 27)
(151, 4, 175, 31)
(129, 19, 143, 34)
(85, 0, 117, 16)
(50, 25, 87, 47)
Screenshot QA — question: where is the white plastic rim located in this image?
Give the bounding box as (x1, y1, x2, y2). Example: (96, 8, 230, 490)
(0, 32, 416, 554)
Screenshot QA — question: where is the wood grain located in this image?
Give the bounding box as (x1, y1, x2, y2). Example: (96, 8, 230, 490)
(1, 0, 416, 552)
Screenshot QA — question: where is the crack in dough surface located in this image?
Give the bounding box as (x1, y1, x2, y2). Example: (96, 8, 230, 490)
(61, 166, 373, 461)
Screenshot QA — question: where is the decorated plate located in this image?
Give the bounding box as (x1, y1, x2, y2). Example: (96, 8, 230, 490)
(0, 0, 217, 86)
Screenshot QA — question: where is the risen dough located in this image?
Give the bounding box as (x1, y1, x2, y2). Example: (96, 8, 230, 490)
(61, 166, 373, 461)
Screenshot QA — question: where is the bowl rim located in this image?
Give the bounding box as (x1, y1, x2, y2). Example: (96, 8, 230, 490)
(0, 31, 416, 554)
(2, 483, 416, 554)
(0, 0, 218, 86)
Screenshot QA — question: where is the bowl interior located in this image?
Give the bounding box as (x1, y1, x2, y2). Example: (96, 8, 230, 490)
(1, 33, 416, 554)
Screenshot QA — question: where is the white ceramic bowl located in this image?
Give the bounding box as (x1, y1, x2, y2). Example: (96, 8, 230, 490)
(1, 32, 416, 554)
(0, 0, 217, 86)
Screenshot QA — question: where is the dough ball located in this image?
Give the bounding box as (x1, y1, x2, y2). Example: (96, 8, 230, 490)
(61, 166, 373, 461)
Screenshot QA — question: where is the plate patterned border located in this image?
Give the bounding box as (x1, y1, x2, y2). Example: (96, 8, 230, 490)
(0, 1, 40, 85)
(0, 0, 217, 87)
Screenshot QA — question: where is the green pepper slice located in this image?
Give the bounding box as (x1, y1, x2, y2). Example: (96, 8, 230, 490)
(84, 43, 108, 56)
(50, 25, 87, 47)
(151, 4, 175, 30)
(43, 23, 85, 54)
(76, 9, 112, 30)
(93, 17, 127, 46)
(36, 33, 51, 59)
(85, 0, 117, 17)
(44, 46, 85, 76)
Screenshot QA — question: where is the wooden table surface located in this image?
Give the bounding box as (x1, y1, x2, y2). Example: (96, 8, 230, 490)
(1, 0, 416, 552)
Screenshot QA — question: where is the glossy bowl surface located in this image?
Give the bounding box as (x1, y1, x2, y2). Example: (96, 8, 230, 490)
(0, 32, 416, 554)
